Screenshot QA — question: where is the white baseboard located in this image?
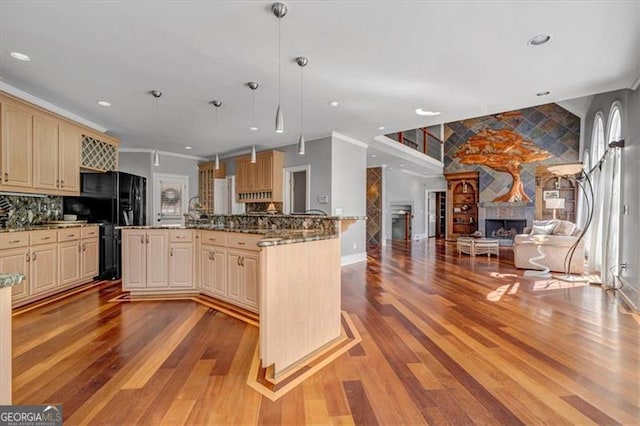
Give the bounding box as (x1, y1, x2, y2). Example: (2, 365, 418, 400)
(341, 252, 367, 266)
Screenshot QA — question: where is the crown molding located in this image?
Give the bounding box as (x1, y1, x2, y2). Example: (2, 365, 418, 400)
(332, 131, 369, 149)
(630, 67, 640, 91)
(119, 148, 208, 161)
(0, 82, 109, 133)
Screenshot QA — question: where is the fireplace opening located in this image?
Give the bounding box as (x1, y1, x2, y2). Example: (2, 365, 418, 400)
(485, 219, 526, 244)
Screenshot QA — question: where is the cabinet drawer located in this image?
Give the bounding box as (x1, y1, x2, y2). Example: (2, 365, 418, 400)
(57, 228, 81, 242)
(170, 229, 193, 243)
(81, 226, 99, 239)
(199, 231, 227, 247)
(227, 233, 261, 251)
(30, 229, 57, 246)
(0, 232, 30, 249)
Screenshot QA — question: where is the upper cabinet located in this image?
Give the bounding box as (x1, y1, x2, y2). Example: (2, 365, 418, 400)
(0, 92, 119, 196)
(235, 150, 284, 203)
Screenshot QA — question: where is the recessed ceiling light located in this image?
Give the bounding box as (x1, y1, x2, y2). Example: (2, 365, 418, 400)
(528, 34, 551, 46)
(536, 91, 551, 96)
(377, 126, 385, 130)
(415, 108, 440, 116)
(249, 126, 258, 131)
(185, 146, 193, 150)
(400, 164, 405, 167)
(97, 100, 111, 107)
(329, 100, 339, 107)
(371, 154, 377, 158)
(10, 51, 31, 61)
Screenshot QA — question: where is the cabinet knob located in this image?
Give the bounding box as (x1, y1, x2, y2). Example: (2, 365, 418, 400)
(56, 179, 60, 188)
(140, 235, 144, 244)
(78, 242, 82, 252)
(170, 247, 174, 256)
(3, 172, 8, 181)
(25, 252, 30, 262)
(82, 243, 86, 252)
(32, 252, 37, 261)
(146, 234, 150, 244)
(60, 180, 65, 188)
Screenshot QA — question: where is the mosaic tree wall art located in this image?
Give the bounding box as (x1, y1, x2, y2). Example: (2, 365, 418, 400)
(454, 129, 551, 202)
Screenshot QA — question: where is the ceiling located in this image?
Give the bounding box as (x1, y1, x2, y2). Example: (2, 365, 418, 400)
(1, 1, 639, 161)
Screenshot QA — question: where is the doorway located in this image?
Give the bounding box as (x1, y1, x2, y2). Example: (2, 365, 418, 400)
(283, 165, 310, 214)
(427, 191, 446, 238)
(152, 173, 188, 226)
(391, 204, 412, 240)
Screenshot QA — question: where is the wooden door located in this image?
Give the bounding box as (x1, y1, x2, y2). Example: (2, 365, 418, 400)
(226, 250, 242, 302)
(58, 123, 81, 194)
(0, 248, 30, 302)
(211, 247, 227, 297)
(31, 243, 58, 294)
(123, 231, 146, 289)
(81, 238, 99, 280)
(169, 242, 193, 288)
(241, 251, 259, 310)
(58, 240, 79, 287)
(1, 100, 33, 188)
(146, 231, 169, 288)
(33, 112, 59, 191)
(198, 244, 215, 293)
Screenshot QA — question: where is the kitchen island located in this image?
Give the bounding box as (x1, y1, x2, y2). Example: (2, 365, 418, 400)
(118, 214, 363, 377)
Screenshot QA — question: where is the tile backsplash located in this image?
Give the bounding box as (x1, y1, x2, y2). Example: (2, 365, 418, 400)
(0, 195, 62, 228)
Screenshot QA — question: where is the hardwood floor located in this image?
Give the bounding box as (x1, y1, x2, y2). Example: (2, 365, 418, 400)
(11, 239, 640, 425)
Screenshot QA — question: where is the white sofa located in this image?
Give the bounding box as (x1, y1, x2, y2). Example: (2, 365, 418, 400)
(513, 220, 585, 274)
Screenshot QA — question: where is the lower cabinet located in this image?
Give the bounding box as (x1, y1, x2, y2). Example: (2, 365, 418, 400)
(199, 244, 226, 297)
(122, 229, 194, 291)
(0, 226, 100, 307)
(226, 249, 260, 311)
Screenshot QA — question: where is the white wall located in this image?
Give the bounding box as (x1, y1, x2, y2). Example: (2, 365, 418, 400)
(119, 151, 199, 225)
(582, 88, 640, 310)
(331, 134, 367, 264)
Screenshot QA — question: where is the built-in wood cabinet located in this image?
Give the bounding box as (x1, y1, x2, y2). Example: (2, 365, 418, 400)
(534, 165, 578, 221)
(1, 98, 33, 188)
(445, 171, 479, 241)
(198, 161, 227, 214)
(0, 226, 99, 306)
(0, 92, 117, 196)
(235, 150, 284, 203)
(199, 244, 227, 297)
(122, 230, 147, 289)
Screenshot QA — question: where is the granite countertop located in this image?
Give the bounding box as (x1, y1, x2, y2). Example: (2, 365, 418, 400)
(206, 214, 367, 220)
(116, 225, 338, 247)
(0, 273, 24, 288)
(0, 223, 101, 233)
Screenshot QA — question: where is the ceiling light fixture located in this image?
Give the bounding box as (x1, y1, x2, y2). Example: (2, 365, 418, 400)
(150, 90, 162, 167)
(371, 154, 377, 158)
(296, 56, 308, 155)
(528, 34, 551, 46)
(400, 164, 405, 167)
(9, 51, 31, 61)
(97, 100, 111, 107)
(378, 126, 385, 130)
(272, 2, 287, 133)
(536, 91, 551, 96)
(185, 146, 192, 150)
(329, 100, 339, 107)
(415, 108, 440, 116)
(247, 81, 259, 131)
(211, 100, 222, 170)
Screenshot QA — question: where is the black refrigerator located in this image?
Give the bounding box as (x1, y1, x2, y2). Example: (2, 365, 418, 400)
(63, 171, 146, 280)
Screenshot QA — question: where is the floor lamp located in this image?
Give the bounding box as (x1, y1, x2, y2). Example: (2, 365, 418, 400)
(545, 197, 565, 219)
(546, 163, 593, 282)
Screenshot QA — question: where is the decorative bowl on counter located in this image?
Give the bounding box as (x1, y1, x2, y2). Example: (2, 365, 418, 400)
(63, 214, 78, 221)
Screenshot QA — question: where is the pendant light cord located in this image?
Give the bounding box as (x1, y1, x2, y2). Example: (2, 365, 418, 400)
(252, 90, 256, 128)
(300, 65, 304, 133)
(155, 96, 159, 151)
(278, 16, 281, 105)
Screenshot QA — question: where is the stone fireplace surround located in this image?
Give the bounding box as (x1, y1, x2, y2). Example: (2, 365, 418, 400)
(478, 202, 535, 245)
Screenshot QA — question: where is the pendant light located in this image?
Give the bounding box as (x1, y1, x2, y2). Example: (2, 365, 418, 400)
(250, 145, 257, 163)
(272, 2, 287, 133)
(296, 56, 308, 155)
(151, 90, 162, 166)
(211, 100, 222, 170)
(247, 82, 259, 131)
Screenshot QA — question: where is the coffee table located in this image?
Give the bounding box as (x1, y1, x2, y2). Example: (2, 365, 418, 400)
(457, 238, 499, 258)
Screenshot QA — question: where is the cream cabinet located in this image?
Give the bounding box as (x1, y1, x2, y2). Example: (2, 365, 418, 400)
(33, 112, 59, 191)
(1, 99, 33, 188)
(58, 123, 81, 194)
(226, 249, 259, 311)
(199, 244, 227, 298)
(0, 226, 99, 307)
(122, 229, 195, 292)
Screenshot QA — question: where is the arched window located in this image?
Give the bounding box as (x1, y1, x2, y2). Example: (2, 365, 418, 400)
(591, 112, 605, 164)
(607, 103, 622, 143)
